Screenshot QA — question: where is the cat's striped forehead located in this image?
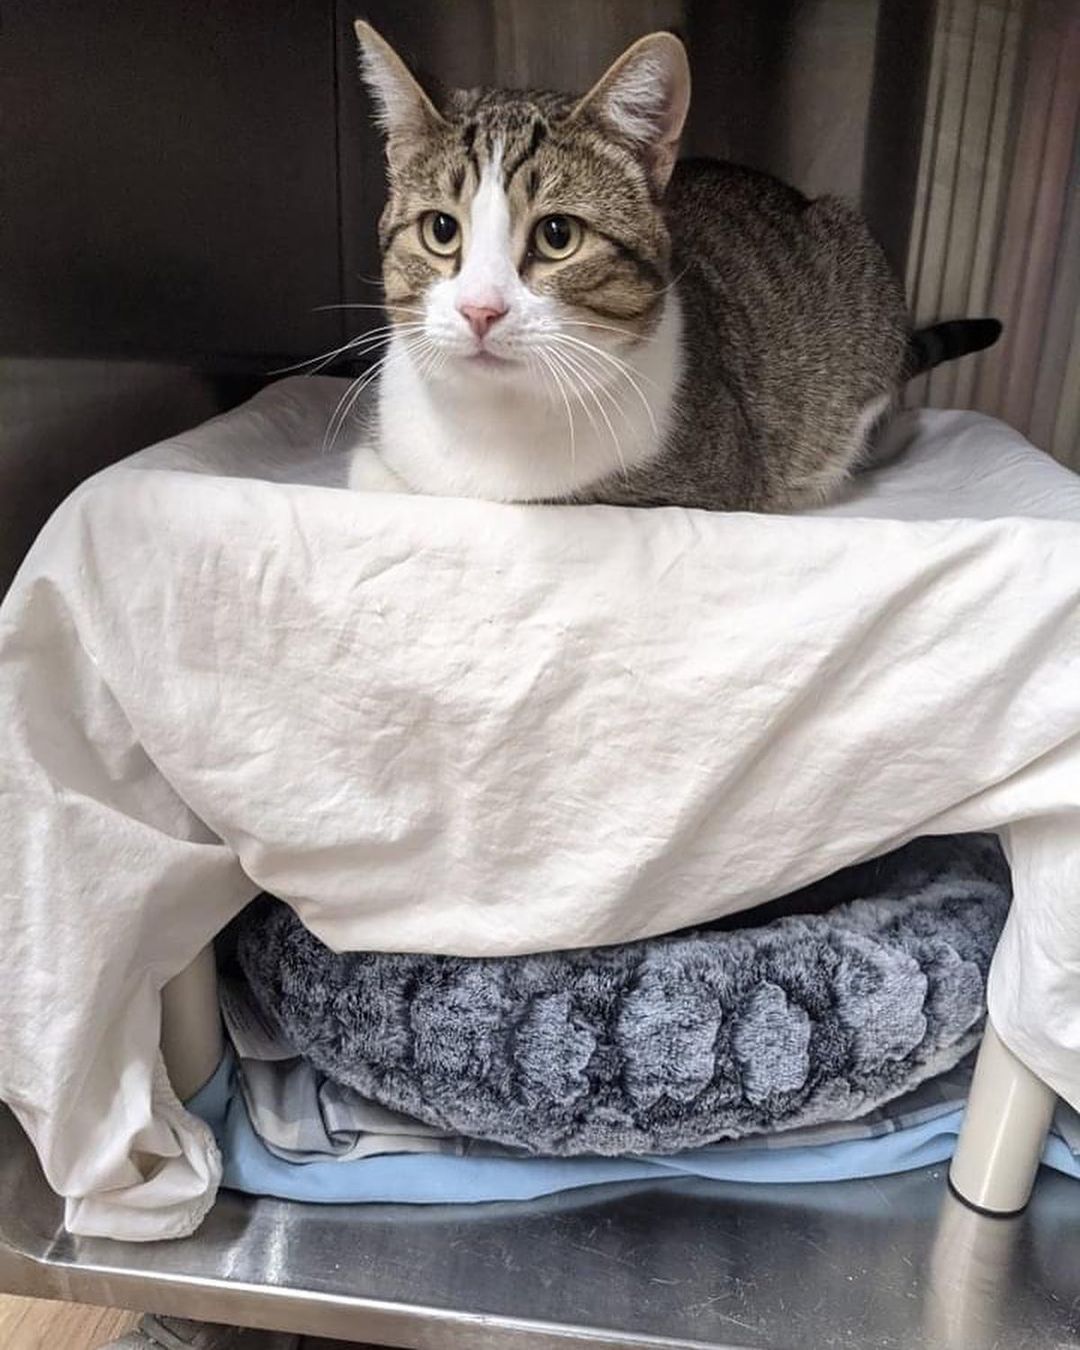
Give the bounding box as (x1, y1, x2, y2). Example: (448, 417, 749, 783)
(386, 88, 659, 228)
(449, 88, 575, 171)
(385, 90, 568, 220)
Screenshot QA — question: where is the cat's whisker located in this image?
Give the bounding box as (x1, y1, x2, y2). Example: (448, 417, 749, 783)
(271, 329, 397, 377)
(552, 351, 628, 479)
(385, 333, 440, 392)
(546, 345, 629, 480)
(553, 331, 662, 393)
(542, 349, 607, 470)
(559, 320, 659, 346)
(554, 346, 635, 448)
(311, 302, 426, 316)
(422, 343, 448, 383)
(337, 322, 428, 355)
(322, 340, 416, 453)
(325, 355, 394, 451)
(412, 337, 444, 383)
(323, 372, 374, 454)
(323, 379, 364, 453)
(634, 266, 690, 302)
(273, 323, 427, 377)
(550, 341, 630, 425)
(544, 349, 601, 436)
(294, 331, 404, 380)
(533, 350, 577, 472)
(313, 273, 386, 296)
(552, 334, 659, 436)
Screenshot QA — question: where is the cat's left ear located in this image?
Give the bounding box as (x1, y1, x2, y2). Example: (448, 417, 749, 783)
(354, 20, 445, 168)
(571, 32, 690, 194)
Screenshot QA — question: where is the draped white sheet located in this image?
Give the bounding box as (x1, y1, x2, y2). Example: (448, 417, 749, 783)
(1, 378, 1078, 1240)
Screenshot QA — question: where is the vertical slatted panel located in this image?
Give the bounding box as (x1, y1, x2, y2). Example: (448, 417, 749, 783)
(926, 0, 1011, 408)
(862, 0, 938, 275)
(1028, 95, 1080, 464)
(904, 0, 956, 411)
(919, 0, 979, 409)
(950, 0, 1022, 408)
(1050, 295, 1080, 467)
(903, 0, 1079, 465)
(975, 6, 1076, 429)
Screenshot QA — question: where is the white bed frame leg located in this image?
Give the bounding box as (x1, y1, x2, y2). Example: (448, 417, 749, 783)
(160, 943, 223, 1102)
(948, 1021, 1057, 1215)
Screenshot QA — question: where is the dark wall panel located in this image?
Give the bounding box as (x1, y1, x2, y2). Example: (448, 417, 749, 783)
(2, 1, 344, 362)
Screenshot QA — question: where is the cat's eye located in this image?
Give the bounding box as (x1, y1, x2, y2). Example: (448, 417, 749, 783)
(420, 211, 461, 256)
(533, 214, 583, 261)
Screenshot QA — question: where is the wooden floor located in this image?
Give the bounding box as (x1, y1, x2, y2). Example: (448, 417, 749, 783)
(0, 1294, 140, 1349)
(0, 1293, 382, 1347)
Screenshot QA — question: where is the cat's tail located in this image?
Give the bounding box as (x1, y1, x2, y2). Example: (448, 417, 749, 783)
(905, 318, 1002, 378)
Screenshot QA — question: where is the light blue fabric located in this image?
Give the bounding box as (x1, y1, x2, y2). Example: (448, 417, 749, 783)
(189, 1053, 1080, 1206)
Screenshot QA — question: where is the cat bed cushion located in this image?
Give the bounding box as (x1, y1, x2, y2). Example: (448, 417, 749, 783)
(4, 378, 1080, 1244)
(236, 836, 1009, 1154)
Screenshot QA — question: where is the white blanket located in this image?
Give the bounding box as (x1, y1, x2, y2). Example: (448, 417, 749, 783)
(2, 378, 1079, 1242)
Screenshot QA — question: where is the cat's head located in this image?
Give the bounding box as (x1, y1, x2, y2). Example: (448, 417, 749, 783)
(355, 21, 690, 389)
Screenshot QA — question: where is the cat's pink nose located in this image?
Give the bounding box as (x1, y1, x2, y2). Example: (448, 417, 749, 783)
(459, 303, 507, 339)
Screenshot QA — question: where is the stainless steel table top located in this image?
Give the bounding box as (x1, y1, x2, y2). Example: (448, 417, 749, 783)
(0, 1106, 1076, 1349)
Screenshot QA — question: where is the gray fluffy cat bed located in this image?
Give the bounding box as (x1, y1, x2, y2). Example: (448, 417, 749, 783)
(236, 834, 1009, 1155)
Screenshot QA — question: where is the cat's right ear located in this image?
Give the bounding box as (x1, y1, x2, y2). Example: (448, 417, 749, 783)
(572, 32, 690, 194)
(354, 20, 445, 168)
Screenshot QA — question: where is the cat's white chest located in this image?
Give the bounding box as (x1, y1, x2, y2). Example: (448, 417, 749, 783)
(348, 298, 683, 502)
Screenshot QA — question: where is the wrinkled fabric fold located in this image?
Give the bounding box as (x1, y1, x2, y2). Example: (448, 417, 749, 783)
(1, 379, 1079, 1240)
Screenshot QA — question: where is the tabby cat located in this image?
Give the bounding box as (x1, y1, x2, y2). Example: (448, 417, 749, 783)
(346, 22, 1000, 511)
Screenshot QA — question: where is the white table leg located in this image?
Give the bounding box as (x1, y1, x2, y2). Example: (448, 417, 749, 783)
(949, 1021, 1057, 1215)
(160, 944, 223, 1102)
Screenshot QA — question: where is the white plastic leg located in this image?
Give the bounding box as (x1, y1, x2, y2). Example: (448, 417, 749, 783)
(160, 943, 224, 1102)
(948, 1021, 1057, 1215)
